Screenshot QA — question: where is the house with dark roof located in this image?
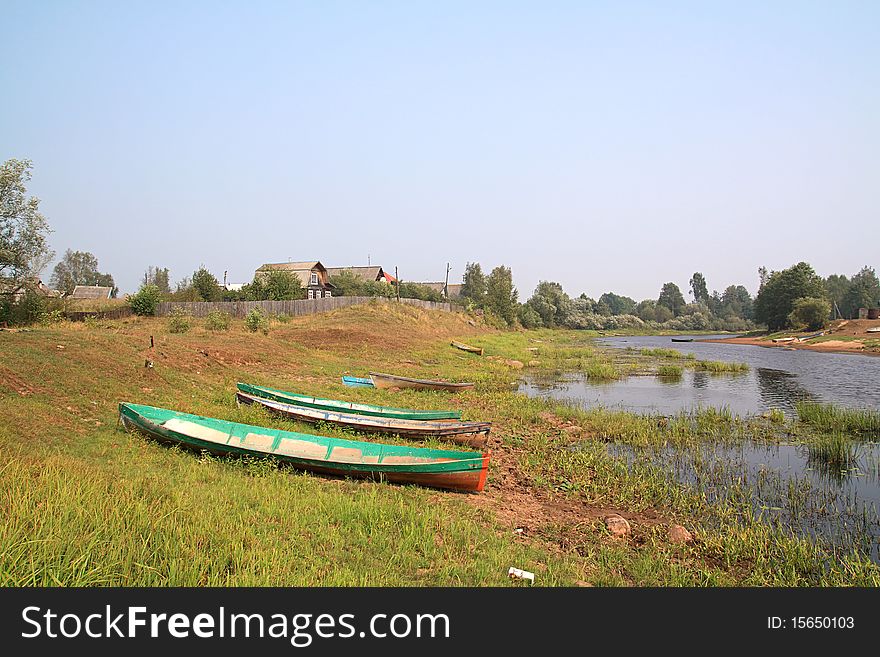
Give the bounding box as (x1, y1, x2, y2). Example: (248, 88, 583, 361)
(69, 285, 113, 300)
(325, 266, 397, 284)
(254, 261, 335, 299)
(417, 282, 462, 299)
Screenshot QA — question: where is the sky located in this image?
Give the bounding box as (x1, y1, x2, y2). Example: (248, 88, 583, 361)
(2, 1, 878, 299)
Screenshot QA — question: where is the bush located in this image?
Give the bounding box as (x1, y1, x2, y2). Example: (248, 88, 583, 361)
(205, 310, 231, 331)
(518, 304, 543, 329)
(129, 284, 162, 316)
(167, 308, 191, 333)
(245, 308, 269, 334)
(787, 296, 830, 331)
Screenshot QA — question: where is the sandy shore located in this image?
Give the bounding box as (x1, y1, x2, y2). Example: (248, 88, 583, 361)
(702, 319, 880, 356)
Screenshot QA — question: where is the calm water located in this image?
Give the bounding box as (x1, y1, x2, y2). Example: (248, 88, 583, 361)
(521, 334, 880, 415)
(520, 335, 880, 561)
(609, 441, 880, 561)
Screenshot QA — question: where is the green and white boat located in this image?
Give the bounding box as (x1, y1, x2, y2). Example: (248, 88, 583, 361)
(119, 402, 489, 492)
(237, 382, 461, 420)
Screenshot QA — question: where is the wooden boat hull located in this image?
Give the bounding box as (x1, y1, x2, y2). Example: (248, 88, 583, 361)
(451, 341, 483, 355)
(342, 376, 374, 388)
(119, 403, 489, 492)
(670, 338, 693, 342)
(369, 372, 475, 392)
(238, 382, 461, 420)
(237, 392, 490, 448)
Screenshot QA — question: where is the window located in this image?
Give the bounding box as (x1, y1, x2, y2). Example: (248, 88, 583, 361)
(310, 272, 318, 285)
(308, 289, 315, 299)
(325, 290, 332, 298)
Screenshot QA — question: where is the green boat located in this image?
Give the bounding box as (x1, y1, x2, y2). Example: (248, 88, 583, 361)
(237, 382, 462, 421)
(119, 403, 489, 492)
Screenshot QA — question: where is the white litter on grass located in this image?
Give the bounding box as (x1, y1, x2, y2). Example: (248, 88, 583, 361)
(508, 567, 535, 583)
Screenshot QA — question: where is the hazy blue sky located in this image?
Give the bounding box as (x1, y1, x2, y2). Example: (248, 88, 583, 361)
(2, 1, 877, 298)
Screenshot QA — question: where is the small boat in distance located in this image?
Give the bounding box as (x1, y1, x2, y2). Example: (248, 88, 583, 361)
(866, 327, 880, 333)
(369, 372, 475, 392)
(771, 337, 796, 343)
(451, 341, 483, 355)
(671, 338, 694, 342)
(237, 392, 490, 448)
(342, 376, 374, 387)
(237, 383, 461, 420)
(119, 402, 489, 492)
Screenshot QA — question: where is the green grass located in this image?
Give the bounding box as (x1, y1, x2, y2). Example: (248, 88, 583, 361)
(640, 348, 695, 360)
(1, 308, 877, 586)
(657, 364, 683, 377)
(796, 402, 880, 437)
(693, 360, 749, 373)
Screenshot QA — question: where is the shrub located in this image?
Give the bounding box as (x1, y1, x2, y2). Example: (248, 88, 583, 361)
(787, 296, 830, 331)
(205, 310, 231, 331)
(273, 313, 291, 324)
(245, 308, 269, 334)
(167, 308, 191, 333)
(38, 309, 66, 326)
(518, 304, 543, 329)
(129, 284, 162, 316)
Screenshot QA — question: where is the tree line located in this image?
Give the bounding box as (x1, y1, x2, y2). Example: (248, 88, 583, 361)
(3, 159, 878, 328)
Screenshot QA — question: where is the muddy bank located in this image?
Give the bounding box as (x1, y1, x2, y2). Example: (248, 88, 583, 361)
(702, 319, 880, 356)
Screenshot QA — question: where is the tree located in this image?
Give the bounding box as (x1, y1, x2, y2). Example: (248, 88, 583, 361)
(636, 299, 657, 322)
(597, 292, 636, 316)
(129, 284, 162, 316)
(720, 285, 753, 320)
(788, 297, 831, 331)
(484, 265, 518, 326)
(261, 270, 304, 300)
(843, 266, 880, 318)
(0, 159, 54, 288)
(460, 262, 487, 306)
(689, 272, 709, 305)
(144, 266, 171, 294)
(753, 262, 826, 330)
(191, 266, 222, 301)
(526, 281, 571, 327)
(50, 249, 115, 295)
(657, 282, 686, 316)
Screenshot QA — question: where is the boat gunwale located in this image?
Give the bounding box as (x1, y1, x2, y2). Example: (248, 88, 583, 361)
(237, 391, 491, 437)
(368, 372, 475, 388)
(238, 382, 461, 420)
(119, 402, 486, 471)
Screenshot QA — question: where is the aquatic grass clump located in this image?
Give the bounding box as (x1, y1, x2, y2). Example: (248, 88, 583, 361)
(657, 364, 683, 378)
(641, 347, 689, 359)
(796, 402, 880, 438)
(693, 360, 749, 373)
(583, 361, 620, 381)
(804, 433, 860, 478)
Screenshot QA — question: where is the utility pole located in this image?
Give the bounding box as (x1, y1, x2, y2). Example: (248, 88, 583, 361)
(395, 266, 400, 302)
(443, 262, 451, 299)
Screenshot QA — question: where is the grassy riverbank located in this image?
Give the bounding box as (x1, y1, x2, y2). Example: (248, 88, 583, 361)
(1, 304, 877, 586)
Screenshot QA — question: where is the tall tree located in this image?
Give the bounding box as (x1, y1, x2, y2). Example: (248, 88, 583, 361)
(689, 272, 709, 305)
(720, 285, 753, 320)
(485, 265, 518, 325)
(526, 281, 571, 327)
(460, 262, 487, 306)
(823, 274, 849, 318)
(843, 266, 880, 317)
(598, 292, 636, 316)
(753, 262, 826, 330)
(144, 266, 171, 294)
(0, 159, 54, 288)
(50, 249, 115, 295)
(657, 282, 686, 316)
(191, 266, 222, 301)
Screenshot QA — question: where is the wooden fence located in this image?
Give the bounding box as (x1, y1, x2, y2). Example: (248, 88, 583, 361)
(156, 296, 455, 318)
(65, 307, 134, 322)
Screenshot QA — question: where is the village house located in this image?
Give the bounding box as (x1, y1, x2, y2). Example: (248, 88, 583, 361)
(69, 285, 114, 300)
(417, 282, 462, 299)
(0, 277, 61, 302)
(324, 266, 397, 284)
(254, 261, 335, 299)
